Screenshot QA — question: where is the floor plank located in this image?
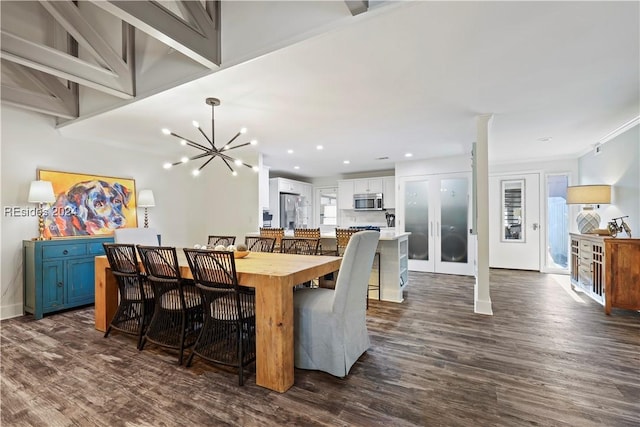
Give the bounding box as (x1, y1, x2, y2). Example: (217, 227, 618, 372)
(2, 269, 639, 426)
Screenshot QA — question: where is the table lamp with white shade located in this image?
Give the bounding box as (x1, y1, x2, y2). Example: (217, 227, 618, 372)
(28, 180, 56, 240)
(137, 189, 156, 228)
(566, 184, 611, 234)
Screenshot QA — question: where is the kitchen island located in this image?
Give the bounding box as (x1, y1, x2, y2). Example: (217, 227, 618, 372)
(320, 230, 409, 302)
(247, 229, 409, 302)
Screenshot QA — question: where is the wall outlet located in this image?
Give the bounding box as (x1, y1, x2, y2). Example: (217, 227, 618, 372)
(594, 143, 603, 156)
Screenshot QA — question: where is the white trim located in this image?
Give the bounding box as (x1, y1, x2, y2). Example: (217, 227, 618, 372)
(1, 303, 24, 320)
(598, 116, 640, 145)
(474, 293, 493, 315)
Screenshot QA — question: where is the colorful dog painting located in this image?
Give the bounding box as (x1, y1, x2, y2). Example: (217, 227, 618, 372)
(38, 170, 137, 238)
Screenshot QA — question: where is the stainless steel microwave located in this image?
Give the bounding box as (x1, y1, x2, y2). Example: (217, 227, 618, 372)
(353, 193, 384, 210)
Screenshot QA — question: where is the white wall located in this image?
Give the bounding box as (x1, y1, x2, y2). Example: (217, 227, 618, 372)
(577, 124, 639, 234)
(1, 106, 258, 319)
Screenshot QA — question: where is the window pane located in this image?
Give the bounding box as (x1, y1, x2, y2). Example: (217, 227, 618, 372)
(405, 180, 429, 260)
(440, 178, 468, 263)
(547, 175, 569, 269)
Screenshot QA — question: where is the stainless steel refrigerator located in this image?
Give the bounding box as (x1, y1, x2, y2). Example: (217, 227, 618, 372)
(280, 193, 305, 230)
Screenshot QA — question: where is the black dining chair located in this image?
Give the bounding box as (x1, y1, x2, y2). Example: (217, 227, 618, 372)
(102, 243, 154, 349)
(183, 248, 256, 386)
(207, 235, 236, 247)
(280, 237, 320, 256)
(136, 245, 203, 365)
(244, 236, 276, 253)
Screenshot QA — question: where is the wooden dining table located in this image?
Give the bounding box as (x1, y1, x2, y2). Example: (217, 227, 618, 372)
(94, 250, 342, 393)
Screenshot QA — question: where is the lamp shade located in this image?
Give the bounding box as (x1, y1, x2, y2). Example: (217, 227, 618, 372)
(138, 189, 156, 207)
(566, 185, 611, 205)
(28, 180, 55, 203)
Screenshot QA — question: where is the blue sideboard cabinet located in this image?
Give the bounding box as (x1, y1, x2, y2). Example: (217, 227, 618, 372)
(23, 237, 114, 319)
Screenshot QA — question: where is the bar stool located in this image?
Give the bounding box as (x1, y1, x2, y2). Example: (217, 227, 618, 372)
(259, 227, 284, 251)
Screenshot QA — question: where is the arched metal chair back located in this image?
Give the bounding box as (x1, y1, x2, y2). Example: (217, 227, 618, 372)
(207, 235, 236, 247)
(280, 237, 320, 255)
(244, 236, 276, 253)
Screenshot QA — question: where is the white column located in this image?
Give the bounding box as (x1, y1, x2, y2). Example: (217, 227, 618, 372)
(475, 114, 493, 315)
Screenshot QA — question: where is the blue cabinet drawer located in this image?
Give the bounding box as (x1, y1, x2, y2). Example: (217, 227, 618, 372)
(43, 244, 86, 259)
(88, 242, 107, 255)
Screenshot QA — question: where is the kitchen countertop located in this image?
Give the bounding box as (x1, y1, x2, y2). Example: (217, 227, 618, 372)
(320, 231, 409, 241)
(248, 230, 410, 241)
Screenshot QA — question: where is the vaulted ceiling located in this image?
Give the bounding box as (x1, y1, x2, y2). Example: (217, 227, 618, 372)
(2, 1, 639, 178)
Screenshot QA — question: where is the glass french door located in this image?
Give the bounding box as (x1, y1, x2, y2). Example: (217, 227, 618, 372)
(399, 173, 473, 275)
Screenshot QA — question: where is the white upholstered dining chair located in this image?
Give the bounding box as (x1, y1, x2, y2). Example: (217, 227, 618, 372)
(114, 227, 160, 246)
(293, 230, 380, 377)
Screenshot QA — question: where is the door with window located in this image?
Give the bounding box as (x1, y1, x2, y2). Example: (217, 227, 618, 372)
(489, 173, 540, 270)
(398, 172, 473, 275)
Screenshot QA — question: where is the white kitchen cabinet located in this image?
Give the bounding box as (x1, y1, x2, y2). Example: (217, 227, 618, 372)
(353, 178, 383, 194)
(383, 176, 395, 209)
(338, 180, 354, 209)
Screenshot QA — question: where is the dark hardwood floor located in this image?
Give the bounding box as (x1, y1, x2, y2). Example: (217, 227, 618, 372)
(2, 270, 639, 426)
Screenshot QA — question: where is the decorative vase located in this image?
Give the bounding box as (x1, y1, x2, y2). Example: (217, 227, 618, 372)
(576, 206, 600, 234)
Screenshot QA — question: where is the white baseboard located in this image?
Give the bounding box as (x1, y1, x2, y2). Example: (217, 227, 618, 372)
(1, 303, 24, 320)
(474, 298, 493, 315)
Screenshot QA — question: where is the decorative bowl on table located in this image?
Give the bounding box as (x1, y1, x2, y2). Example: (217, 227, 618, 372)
(234, 250, 250, 259)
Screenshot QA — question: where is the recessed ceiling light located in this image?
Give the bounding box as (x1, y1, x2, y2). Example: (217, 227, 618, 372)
(537, 137, 553, 142)
(294, 166, 300, 170)
(376, 156, 389, 160)
(287, 149, 293, 154)
(405, 153, 413, 158)
(316, 145, 323, 150)
(343, 160, 350, 164)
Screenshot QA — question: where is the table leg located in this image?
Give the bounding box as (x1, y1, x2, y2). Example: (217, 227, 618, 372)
(254, 277, 294, 392)
(94, 257, 118, 332)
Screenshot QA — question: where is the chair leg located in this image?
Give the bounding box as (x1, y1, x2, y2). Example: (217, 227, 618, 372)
(104, 325, 112, 338)
(139, 336, 147, 351)
(178, 315, 187, 365)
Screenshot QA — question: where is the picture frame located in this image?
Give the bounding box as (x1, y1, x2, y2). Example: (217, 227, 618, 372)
(38, 169, 138, 238)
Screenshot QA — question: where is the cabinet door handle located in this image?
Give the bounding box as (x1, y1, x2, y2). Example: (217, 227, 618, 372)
(437, 222, 440, 237)
(57, 282, 63, 287)
(63, 249, 69, 255)
(430, 222, 433, 237)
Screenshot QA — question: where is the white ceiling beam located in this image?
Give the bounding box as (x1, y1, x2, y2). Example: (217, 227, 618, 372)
(39, 0, 133, 82)
(2, 60, 78, 119)
(94, 0, 220, 69)
(345, 1, 369, 16)
(1, 31, 133, 99)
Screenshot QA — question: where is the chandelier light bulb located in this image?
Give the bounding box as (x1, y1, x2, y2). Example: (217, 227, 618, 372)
(181, 156, 189, 163)
(240, 127, 247, 134)
(234, 159, 243, 166)
(163, 162, 172, 169)
(180, 140, 187, 146)
(232, 171, 238, 176)
(250, 139, 258, 145)
(192, 120, 199, 128)
(161, 128, 171, 135)
(252, 166, 260, 172)
(192, 169, 200, 176)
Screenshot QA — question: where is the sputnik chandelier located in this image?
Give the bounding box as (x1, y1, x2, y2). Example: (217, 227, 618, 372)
(162, 97, 258, 177)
